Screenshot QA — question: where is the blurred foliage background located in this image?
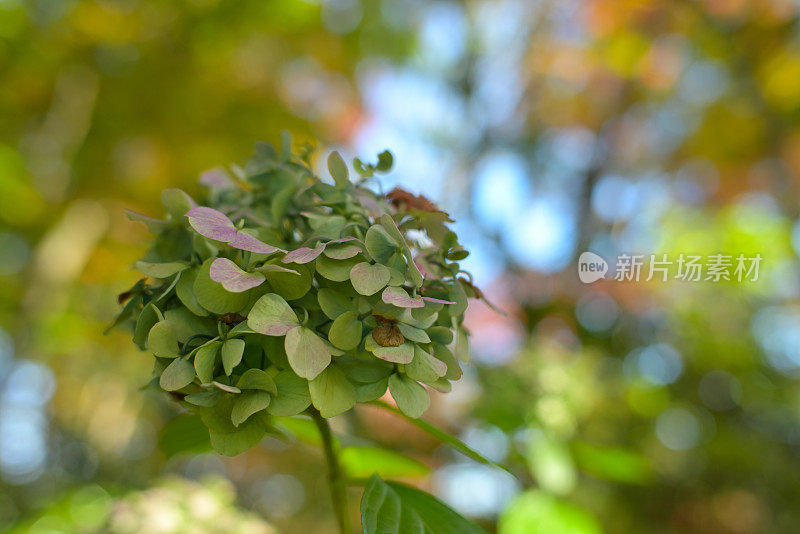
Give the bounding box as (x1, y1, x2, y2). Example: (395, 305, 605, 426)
(3, 0, 800, 532)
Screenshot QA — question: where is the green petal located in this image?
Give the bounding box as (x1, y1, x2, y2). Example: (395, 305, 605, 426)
(193, 258, 250, 314)
(247, 293, 299, 335)
(221, 338, 245, 375)
(159, 358, 195, 391)
(388, 374, 429, 418)
(328, 311, 362, 351)
(148, 321, 179, 358)
(194, 341, 221, 383)
(231, 390, 271, 426)
(309, 365, 356, 418)
(267, 370, 311, 416)
(236, 368, 278, 395)
(350, 262, 391, 296)
(284, 326, 331, 380)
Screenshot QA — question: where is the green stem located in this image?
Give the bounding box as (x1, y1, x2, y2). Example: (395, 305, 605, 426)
(311, 409, 350, 534)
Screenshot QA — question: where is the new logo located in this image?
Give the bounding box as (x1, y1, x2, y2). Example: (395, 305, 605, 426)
(578, 251, 608, 283)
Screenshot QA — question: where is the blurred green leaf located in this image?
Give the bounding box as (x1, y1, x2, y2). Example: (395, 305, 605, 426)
(341, 446, 429, 479)
(370, 400, 513, 475)
(159, 414, 212, 459)
(498, 490, 602, 534)
(573, 442, 653, 485)
(328, 151, 350, 188)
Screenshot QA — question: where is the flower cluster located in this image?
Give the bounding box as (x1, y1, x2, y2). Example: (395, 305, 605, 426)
(110, 139, 484, 455)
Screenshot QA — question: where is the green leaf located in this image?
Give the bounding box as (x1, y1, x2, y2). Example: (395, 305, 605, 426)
(328, 311, 362, 350)
(221, 338, 245, 375)
(194, 340, 221, 383)
(397, 323, 430, 343)
(454, 326, 470, 362)
(197, 395, 238, 432)
(193, 258, 250, 314)
(247, 293, 299, 335)
(164, 306, 218, 343)
(317, 288, 356, 320)
(316, 254, 362, 282)
(427, 326, 453, 345)
(365, 224, 398, 264)
(125, 209, 168, 233)
(133, 303, 161, 349)
(309, 365, 356, 417)
(388, 374, 429, 418)
(260, 262, 312, 300)
(209, 418, 266, 456)
(201, 397, 268, 456)
(406, 345, 447, 384)
(231, 390, 271, 426)
(448, 281, 469, 316)
(211, 381, 241, 394)
(350, 262, 391, 296)
(365, 337, 415, 364)
(431, 343, 462, 381)
(237, 368, 278, 395)
(148, 321, 179, 358)
(184, 390, 221, 407)
(361, 475, 487, 534)
(285, 326, 331, 380)
(161, 188, 195, 220)
(355, 377, 389, 402)
(267, 370, 312, 416)
(159, 358, 195, 391)
(324, 243, 361, 260)
(341, 446, 429, 479)
(159, 414, 211, 459)
(376, 150, 393, 171)
(328, 150, 350, 187)
(308, 213, 347, 239)
(369, 400, 513, 474)
(498, 490, 602, 534)
(380, 214, 424, 287)
(135, 260, 189, 278)
(339, 356, 394, 383)
(164, 307, 216, 343)
(176, 266, 209, 316)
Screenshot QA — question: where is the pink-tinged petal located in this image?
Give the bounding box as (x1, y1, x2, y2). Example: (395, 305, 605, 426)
(199, 167, 234, 189)
(257, 264, 302, 275)
(421, 296, 456, 305)
(282, 242, 326, 264)
(209, 258, 265, 292)
(185, 207, 237, 242)
(381, 286, 425, 308)
(327, 237, 358, 244)
(229, 232, 284, 254)
(413, 258, 433, 279)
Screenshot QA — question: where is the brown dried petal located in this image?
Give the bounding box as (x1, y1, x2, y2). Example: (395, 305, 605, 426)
(387, 187, 447, 215)
(372, 324, 405, 347)
(218, 313, 246, 326)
